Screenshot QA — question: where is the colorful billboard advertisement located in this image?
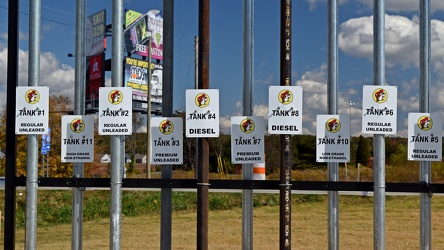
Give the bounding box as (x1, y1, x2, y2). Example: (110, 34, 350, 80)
(124, 57, 163, 113)
(124, 9, 163, 60)
(85, 52, 105, 111)
(86, 9, 106, 57)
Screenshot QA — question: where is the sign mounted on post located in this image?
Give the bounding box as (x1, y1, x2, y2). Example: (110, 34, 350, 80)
(61, 115, 94, 162)
(408, 113, 442, 161)
(186, 89, 219, 138)
(231, 116, 265, 164)
(150, 117, 183, 165)
(16, 86, 49, 134)
(316, 115, 350, 163)
(268, 86, 302, 134)
(98, 87, 133, 135)
(362, 85, 397, 134)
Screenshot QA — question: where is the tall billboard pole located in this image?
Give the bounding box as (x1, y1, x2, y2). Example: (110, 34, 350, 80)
(197, 0, 210, 249)
(161, 1, 174, 249)
(419, 0, 432, 249)
(242, 0, 254, 249)
(110, 0, 124, 248)
(327, 0, 339, 249)
(25, 0, 41, 248)
(72, 0, 86, 249)
(280, 0, 292, 249)
(373, 0, 386, 248)
(4, 0, 19, 248)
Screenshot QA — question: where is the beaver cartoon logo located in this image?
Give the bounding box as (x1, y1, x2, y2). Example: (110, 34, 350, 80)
(240, 118, 255, 134)
(278, 89, 293, 105)
(108, 90, 123, 105)
(194, 93, 210, 108)
(372, 88, 388, 103)
(70, 118, 85, 133)
(159, 120, 174, 135)
(326, 118, 341, 133)
(25, 89, 40, 104)
(417, 116, 433, 131)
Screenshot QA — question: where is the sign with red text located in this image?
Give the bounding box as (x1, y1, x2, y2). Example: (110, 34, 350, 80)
(408, 113, 442, 161)
(231, 116, 265, 164)
(61, 116, 94, 162)
(268, 86, 302, 134)
(150, 117, 183, 165)
(98, 87, 133, 135)
(186, 89, 219, 138)
(362, 85, 397, 134)
(16, 86, 49, 134)
(316, 115, 350, 163)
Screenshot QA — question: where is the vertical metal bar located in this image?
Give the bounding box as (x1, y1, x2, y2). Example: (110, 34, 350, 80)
(242, 0, 254, 249)
(146, 38, 152, 179)
(373, 0, 386, 249)
(419, 0, 431, 249)
(161, 1, 174, 249)
(279, 0, 292, 249)
(194, 36, 199, 179)
(110, 0, 123, 249)
(327, 0, 339, 249)
(25, 0, 41, 248)
(72, 0, 86, 241)
(4, 0, 19, 248)
(197, 1, 209, 249)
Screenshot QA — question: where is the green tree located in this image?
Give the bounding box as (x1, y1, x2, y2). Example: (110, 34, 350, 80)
(356, 135, 371, 166)
(126, 112, 144, 173)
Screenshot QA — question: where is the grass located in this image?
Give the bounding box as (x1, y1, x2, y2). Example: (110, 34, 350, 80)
(2, 195, 444, 249)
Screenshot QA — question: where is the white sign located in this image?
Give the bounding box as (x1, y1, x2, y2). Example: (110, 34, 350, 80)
(61, 115, 94, 162)
(231, 116, 265, 164)
(98, 87, 133, 135)
(15, 86, 49, 134)
(316, 115, 350, 163)
(151, 117, 183, 165)
(268, 86, 302, 134)
(185, 89, 219, 138)
(362, 85, 397, 134)
(408, 113, 442, 161)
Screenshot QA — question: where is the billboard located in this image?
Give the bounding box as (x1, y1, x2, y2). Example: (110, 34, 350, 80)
(124, 9, 163, 60)
(85, 52, 105, 112)
(86, 10, 106, 57)
(124, 56, 162, 113)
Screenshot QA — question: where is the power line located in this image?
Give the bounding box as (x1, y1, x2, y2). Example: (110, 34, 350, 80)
(0, 5, 75, 28)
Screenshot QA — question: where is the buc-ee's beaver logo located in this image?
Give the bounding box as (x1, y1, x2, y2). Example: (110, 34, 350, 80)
(70, 118, 85, 133)
(240, 118, 255, 134)
(108, 90, 123, 105)
(159, 120, 174, 135)
(326, 118, 341, 133)
(372, 88, 388, 103)
(278, 89, 293, 105)
(195, 93, 210, 108)
(417, 116, 433, 131)
(25, 89, 40, 104)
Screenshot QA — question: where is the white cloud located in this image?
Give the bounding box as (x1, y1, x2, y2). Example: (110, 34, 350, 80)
(0, 47, 75, 109)
(339, 14, 444, 69)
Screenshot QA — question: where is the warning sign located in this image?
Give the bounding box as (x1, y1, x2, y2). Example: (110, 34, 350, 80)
(15, 86, 49, 134)
(231, 116, 265, 164)
(408, 113, 442, 161)
(268, 86, 302, 135)
(61, 115, 94, 162)
(151, 117, 183, 165)
(316, 115, 350, 163)
(98, 87, 133, 135)
(186, 89, 219, 138)
(362, 85, 397, 135)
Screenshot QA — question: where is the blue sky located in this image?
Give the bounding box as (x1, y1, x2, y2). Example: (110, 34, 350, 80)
(1, 0, 444, 136)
